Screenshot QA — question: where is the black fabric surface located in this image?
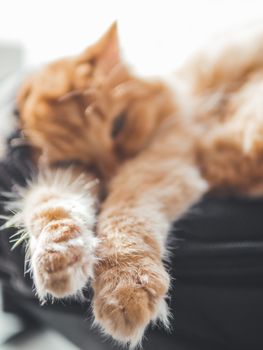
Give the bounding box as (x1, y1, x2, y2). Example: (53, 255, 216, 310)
(1, 135, 263, 349)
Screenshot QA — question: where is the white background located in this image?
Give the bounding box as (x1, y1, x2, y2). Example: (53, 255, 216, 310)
(1, 0, 263, 75)
(1, 0, 263, 348)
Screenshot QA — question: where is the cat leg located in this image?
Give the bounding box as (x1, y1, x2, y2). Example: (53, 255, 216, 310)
(92, 150, 208, 346)
(9, 167, 99, 300)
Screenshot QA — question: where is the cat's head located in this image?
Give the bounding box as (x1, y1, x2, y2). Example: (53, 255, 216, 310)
(17, 23, 174, 179)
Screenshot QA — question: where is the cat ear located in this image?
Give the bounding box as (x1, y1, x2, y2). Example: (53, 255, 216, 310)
(78, 22, 121, 75)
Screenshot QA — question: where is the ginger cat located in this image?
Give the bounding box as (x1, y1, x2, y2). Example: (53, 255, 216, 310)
(7, 24, 263, 347)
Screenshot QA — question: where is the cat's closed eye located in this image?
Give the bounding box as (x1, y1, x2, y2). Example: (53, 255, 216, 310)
(111, 112, 126, 138)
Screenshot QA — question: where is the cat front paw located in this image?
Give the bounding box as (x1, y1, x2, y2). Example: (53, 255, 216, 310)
(92, 256, 170, 347)
(31, 219, 97, 299)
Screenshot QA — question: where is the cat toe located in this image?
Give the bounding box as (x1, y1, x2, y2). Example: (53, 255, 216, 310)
(92, 261, 170, 346)
(30, 222, 97, 299)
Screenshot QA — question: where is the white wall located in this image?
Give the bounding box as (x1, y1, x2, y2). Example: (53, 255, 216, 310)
(1, 0, 263, 75)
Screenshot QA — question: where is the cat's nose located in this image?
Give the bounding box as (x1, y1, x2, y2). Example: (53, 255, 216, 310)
(97, 154, 119, 179)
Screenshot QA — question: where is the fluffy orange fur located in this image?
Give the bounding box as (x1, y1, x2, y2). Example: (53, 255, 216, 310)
(11, 23, 263, 346)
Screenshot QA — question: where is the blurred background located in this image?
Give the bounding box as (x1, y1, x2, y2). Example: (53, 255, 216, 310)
(1, 0, 263, 76)
(1, 0, 263, 348)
